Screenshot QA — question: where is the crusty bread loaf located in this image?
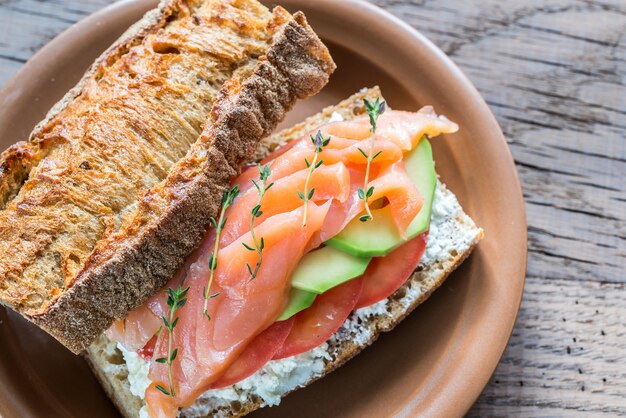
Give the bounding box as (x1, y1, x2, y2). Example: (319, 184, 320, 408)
(86, 87, 483, 418)
(0, 0, 335, 353)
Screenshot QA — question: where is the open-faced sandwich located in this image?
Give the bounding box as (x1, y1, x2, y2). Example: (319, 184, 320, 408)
(0, 1, 482, 418)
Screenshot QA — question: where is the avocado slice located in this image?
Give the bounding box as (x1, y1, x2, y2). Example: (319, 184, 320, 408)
(326, 137, 436, 257)
(277, 288, 317, 321)
(290, 246, 371, 294)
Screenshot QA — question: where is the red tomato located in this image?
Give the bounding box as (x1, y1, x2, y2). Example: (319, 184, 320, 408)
(210, 318, 295, 388)
(137, 335, 157, 361)
(273, 277, 364, 360)
(355, 232, 428, 309)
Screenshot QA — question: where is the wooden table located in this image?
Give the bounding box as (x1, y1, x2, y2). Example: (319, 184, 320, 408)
(1, 0, 624, 416)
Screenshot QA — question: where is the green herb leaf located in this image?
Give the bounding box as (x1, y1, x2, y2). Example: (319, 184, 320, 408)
(208, 255, 217, 271)
(242, 242, 255, 251)
(155, 385, 171, 396)
(300, 132, 331, 227)
(259, 164, 271, 181)
(160, 285, 190, 398)
(311, 131, 324, 148)
(204, 186, 238, 321)
(357, 97, 386, 223)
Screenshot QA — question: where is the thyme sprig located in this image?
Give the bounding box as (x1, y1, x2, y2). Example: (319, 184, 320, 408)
(357, 98, 386, 222)
(242, 165, 274, 280)
(202, 185, 240, 319)
(299, 130, 331, 226)
(155, 285, 189, 398)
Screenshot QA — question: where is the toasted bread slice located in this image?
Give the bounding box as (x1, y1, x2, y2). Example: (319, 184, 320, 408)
(86, 87, 483, 418)
(0, 0, 335, 353)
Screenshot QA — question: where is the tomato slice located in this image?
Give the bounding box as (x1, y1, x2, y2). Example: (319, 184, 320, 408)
(137, 335, 157, 361)
(273, 277, 364, 360)
(355, 232, 428, 309)
(210, 318, 294, 388)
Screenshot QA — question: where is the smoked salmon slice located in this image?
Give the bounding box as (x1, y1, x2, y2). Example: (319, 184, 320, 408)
(368, 160, 422, 236)
(106, 304, 162, 352)
(221, 163, 350, 246)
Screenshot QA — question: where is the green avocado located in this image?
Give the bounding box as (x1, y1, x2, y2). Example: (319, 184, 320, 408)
(290, 246, 371, 294)
(326, 137, 437, 257)
(277, 288, 317, 321)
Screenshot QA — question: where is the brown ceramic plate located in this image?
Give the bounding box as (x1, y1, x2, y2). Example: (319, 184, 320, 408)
(0, 0, 526, 417)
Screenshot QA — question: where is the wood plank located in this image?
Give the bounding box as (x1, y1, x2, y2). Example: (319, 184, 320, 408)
(0, 0, 112, 83)
(472, 275, 626, 416)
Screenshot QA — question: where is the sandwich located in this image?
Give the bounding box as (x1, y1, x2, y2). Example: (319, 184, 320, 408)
(87, 86, 483, 418)
(0, 1, 483, 418)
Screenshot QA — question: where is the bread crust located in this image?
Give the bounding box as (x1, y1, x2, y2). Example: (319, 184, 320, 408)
(0, 0, 335, 353)
(86, 87, 483, 418)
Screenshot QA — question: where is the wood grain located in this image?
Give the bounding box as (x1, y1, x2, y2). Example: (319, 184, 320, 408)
(0, 0, 624, 416)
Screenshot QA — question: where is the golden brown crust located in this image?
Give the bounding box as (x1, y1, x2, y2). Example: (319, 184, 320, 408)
(0, 0, 335, 353)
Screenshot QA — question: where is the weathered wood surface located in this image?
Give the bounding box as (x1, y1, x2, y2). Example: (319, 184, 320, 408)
(0, 0, 624, 416)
